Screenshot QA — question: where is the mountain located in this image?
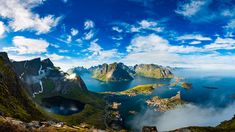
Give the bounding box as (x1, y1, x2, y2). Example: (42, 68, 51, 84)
(12, 58, 87, 98)
(67, 66, 89, 75)
(11, 56, 107, 128)
(91, 62, 134, 82)
(0, 52, 46, 122)
(134, 64, 173, 79)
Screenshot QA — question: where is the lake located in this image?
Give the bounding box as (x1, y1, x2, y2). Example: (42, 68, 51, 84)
(41, 96, 85, 115)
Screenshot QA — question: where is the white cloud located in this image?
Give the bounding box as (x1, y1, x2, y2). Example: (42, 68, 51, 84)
(71, 28, 78, 36)
(204, 37, 235, 50)
(0, 0, 61, 34)
(112, 26, 123, 33)
(224, 19, 235, 36)
(122, 34, 235, 69)
(84, 30, 95, 40)
(131, 20, 163, 33)
(175, 0, 207, 17)
(87, 40, 120, 61)
(50, 43, 60, 48)
(0, 21, 6, 38)
(177, 34, 212, 41)
(45, 53, 66, 61)
(127, 34, 203, 53)
(58, 49, 69, 53)
(190, 41, 201, 45)
(3, 36, 49, 54)
(175, 0, 235, 23)
(131, 103, 235, 131)
(139, 20, 157, 28)
(66, 35, 72, 43)
(84, 20, 95, 30)
(112, 36, 123, 41)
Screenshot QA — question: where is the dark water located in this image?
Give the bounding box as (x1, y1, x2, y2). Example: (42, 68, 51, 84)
(41, 96, 85, 115)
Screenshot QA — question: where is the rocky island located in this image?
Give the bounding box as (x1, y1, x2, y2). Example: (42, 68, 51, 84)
(181, 82, 193, 89)
(146, 91, 186, 112)
(91, 62, 134, 82)
(120, 84, 165, 96)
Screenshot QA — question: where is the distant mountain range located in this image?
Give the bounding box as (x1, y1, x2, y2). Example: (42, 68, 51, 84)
(1, 52, 235, 131)
(69, 62, 174, 82)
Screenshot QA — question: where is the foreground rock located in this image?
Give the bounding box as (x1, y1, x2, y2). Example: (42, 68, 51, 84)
(146, 92, 186, 112)
(0, 116, 117, 132)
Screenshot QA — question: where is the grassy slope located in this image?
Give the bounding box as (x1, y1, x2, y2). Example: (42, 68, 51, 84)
(34, 78, 106, 128)
(0, 55, 47, 122)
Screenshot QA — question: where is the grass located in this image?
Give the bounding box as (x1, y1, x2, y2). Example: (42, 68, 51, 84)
(121, 84, 165, 95)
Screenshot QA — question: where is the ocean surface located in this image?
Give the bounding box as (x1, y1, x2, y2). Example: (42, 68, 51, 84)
(42, 69, 235, 130)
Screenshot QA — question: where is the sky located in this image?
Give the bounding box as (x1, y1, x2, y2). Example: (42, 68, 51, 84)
(1, 0, 235, 71)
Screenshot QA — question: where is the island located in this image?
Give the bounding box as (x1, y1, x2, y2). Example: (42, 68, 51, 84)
(146, 91, 186, 112)
(120, 84, 165, 96)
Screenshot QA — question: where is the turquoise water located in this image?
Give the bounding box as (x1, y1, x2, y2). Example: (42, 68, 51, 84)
(43, 69, 235, 129)
(81, 69, 235, 129)
(81, 73, 172, 92)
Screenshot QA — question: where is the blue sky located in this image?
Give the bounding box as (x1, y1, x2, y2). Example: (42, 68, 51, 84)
(1, 0, 235, 71)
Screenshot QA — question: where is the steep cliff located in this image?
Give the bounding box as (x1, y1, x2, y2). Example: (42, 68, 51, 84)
(92, 62, 134, 82)
(134, 64, 173, 79)
(0, 52, 46, 122)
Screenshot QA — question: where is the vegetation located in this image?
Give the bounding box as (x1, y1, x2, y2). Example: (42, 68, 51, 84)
(120, 84, 165, 96)
(0, 53, 47, 122)
(135, 64, 174, 79)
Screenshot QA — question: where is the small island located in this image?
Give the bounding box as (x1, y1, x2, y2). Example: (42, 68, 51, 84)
(146, 91, 186, 112)
(181, 82, 193, 89)
(120, 84, 165, 96)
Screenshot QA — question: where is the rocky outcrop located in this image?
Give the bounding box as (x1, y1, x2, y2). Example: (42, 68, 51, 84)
(146, 91, 185, 112)
(0, 52, 46, 122)
(181, 82, 192, 89)
(91, 62, 134, 82)
(134, 64, 173, 79)
(0, 116, 108, 132)
(12, 58, 88, 97)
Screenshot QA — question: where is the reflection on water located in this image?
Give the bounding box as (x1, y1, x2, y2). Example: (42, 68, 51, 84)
(41, 96, 85, 115)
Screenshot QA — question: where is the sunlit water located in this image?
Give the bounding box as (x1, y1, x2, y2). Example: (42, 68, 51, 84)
(81, 69, 235, 130)
(42, 69, 235, 130)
